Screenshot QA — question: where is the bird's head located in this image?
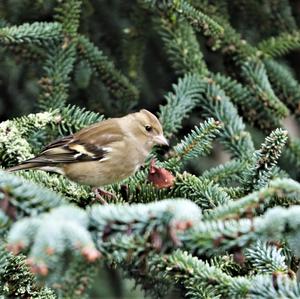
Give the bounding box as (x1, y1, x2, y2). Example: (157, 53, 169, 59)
(126, 109, 168, 149)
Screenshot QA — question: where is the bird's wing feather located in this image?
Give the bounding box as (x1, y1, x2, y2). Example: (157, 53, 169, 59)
(28, 119, 124, 164)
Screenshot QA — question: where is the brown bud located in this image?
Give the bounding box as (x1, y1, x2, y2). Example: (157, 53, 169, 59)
(81, 246, 101, 262)
(148, 160, 175, 189)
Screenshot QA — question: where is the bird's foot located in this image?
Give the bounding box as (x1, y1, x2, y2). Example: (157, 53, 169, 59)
(92, 187, 116, 205)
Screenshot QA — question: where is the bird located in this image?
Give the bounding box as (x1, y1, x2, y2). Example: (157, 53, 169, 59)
(7, 109, 168, 198)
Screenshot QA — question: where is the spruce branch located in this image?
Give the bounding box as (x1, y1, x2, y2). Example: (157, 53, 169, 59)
(183, 194, 300, 258)
(77, 35, 139, 109)
(172, 118, 222, 162)
(55, 104, 104, 135)
(264, 59, 300, 120)
(151, 250, 250, 298)
(200, 79, 254, 159)
(245, 241, 289, 275)
(242, 128, 288, 192)
(141, 0, 224, 46)
(173, 173, 231, 210)
(149, 250, 297, 298)
(258, 31, 300, 58)
(0, 112, 54, 166)
(156, 16, 208, 76)
(241, 60, 289, 128)
(100, 238, 298, 298)
(112, 169, 231, 210)
(172, 0, 224, 43)
(212, 72, 280, 130)
(7, 206, 100, 278)
(0, 22, 62, 45)
(201, 159, 247, 185)
(18, 170, 93, 205)
(0, 170, 64, 219)
(159, 74, 205, 137)
(205, 178, 300, 221)
(37, 0, 82, 111)
(54, 0, 82, 37)
(0, 245, 56, 299)
(38, 42, 77, 111)
(89, 199, 201, 240)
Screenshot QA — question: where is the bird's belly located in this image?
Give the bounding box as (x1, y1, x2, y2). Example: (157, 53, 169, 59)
(63, 158, 140, 187)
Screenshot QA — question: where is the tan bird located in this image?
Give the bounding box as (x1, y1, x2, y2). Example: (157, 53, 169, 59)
(7, 109, 168, 189)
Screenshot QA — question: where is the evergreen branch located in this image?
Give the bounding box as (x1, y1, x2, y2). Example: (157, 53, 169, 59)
(54, 255, 97, 299)
(209, 14, 257, 61)
(173, 118, 222, 162)
(242, 128, 288, 192)
(258, 31, 300, 58)
(89, 199, 201, 239)
(172, 0, 224, 42)
(100, 237, 298, 298)
(159, 74, 205, 137)
(17, 170, 93, 205)
(141, 0, 224, 45)
(200, 79, 254, 159)
(13, 111, 55, 138)
(151, 250, 250, 298)
(0, 22, 62, 45)
(38, 42, 77, 111)
(245, 241, 288, 274)
(0, 245, 56, 298)
(173, 173, 231, 210)
(201, 159, 247, 185)
(250, 274, 300, 298)
(77, 35, 139, 109)
(54, 0, 82, 37)
(205, 178, 300, 221)
(112, 169, 231, 210)
(38, 0, 82, 111)
(6, 199, 201, 288)
(0, 112, 54, 167)
(156, 16, 208, 76)
(183, 198, 300, 258)
(212, 73, 279, 129)
(55, 104, 104, 135)
(150, 250, 297, 298)
(0, 170, 64, 219)
(241, 60, 289, 127)
(7, 206, 100, 296)
(264, 59, 300, 119)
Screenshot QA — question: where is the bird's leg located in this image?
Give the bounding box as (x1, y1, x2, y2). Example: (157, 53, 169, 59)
(92, 187, 116, 205)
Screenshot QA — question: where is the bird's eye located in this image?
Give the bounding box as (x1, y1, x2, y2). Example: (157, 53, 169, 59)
(145, 125, 152, 132)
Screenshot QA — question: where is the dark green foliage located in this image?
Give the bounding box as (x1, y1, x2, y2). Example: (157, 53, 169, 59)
(157, 17, 208, 76)
(38, 43, 77, 110)
(1, 0, 300, 298)
(258, 31, 300, 58)
(242, 128, 288, 192)
(159, 74, 205, 137)
(77, 35, 139, 112)
(0, 169, 64, 218)
(0, 22, 62, 45)
(0, 245, 56, 298)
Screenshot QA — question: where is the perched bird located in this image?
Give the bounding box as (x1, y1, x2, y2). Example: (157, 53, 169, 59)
(7, 109, 168, 188)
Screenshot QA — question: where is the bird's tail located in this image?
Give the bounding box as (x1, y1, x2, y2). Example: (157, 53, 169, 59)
(6, 161, 42, 172)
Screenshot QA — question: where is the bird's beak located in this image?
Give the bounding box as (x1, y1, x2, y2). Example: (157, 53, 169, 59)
(153, 134, 169, 146)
